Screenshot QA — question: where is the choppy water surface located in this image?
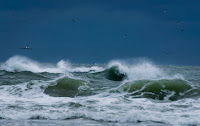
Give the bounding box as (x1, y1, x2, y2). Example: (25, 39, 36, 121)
(0, 56, 200, 126)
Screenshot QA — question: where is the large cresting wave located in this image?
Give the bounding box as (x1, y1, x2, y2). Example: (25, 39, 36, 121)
(105, 60, 183, 81)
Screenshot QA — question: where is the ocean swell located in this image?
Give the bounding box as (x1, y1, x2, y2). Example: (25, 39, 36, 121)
(121, 79, 199, 101)
(44, 77, 91, 97)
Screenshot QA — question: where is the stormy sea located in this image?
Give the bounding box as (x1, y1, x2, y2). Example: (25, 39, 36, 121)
(0, 56, 200, 126)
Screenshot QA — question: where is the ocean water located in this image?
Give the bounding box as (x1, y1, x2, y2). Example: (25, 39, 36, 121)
(0, 56, 200, 126)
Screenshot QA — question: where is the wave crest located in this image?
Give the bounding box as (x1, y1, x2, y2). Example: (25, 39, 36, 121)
(0, 56, 70, 73)
(0, 56, 104, 73)
(107, 60, 177, 81)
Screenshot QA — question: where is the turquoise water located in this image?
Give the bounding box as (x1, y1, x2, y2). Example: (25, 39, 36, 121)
(0, 56, 200, 126)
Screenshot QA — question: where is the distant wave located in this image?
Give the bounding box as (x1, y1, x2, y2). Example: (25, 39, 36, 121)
(0, 56, 104, 73)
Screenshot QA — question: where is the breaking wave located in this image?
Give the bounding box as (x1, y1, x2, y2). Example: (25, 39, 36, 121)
(103, 66, 127, 81)
(106, 60, 183, 81)
(0, 56, 104, 73)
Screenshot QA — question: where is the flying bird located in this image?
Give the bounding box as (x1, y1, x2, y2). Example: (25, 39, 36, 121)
(162, 51, 169, 55)
(72, 18, 77, 22)
(19, 46, 32, 50)
(122, 35, 127, 38)
(176, 20, 182, 23)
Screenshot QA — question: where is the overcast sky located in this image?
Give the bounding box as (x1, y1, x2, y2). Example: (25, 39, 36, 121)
(0, 0, 200, 65)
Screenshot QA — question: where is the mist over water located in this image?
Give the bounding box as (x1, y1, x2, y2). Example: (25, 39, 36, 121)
(0, 56, 200, 126)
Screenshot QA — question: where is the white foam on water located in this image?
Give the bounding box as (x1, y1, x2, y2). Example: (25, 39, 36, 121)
(0, 56, 70, 73)
(72, 66, 104, 73)
(0, 89, 200, 126)
(0, 78, 199, 126)
(0, 56, 104, 73)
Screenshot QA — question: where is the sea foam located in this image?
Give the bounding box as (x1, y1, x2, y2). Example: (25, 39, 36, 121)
(0, 56, 104, 73)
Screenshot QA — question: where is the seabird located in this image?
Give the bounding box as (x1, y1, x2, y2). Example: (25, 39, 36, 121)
(163, 10, 167, 13)
(72, 18, 77, 22)
(122, 35, 127, 39)
(162, 51, 169, 55)
(20, 46, 32, 50)
(176, 20, 182, 23)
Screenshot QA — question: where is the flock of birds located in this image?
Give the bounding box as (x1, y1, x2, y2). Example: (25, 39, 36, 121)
(19, 10, 184, 54)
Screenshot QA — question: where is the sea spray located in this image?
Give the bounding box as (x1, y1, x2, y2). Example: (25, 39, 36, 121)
(107, 60, 167, 80)
(0, 56, 104, 73)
